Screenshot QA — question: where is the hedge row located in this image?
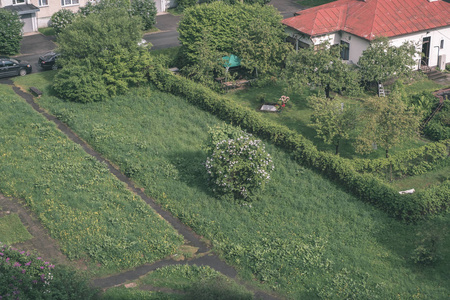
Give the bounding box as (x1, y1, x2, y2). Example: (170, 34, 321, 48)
(149, 65, 450, 221)
(353, 140, 450, 179)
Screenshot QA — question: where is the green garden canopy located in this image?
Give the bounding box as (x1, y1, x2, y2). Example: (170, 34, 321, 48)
(222, 54, 241, 68)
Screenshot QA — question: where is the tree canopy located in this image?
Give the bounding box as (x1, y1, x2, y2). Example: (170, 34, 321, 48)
(355, 92, 420, 158)
(308, 95, 357, 154)
(283, 43, 360, 98)
(0, 10, 23, 55)
(358, 37, 418, 84)
(178, 2, 289, 77)
(54, 7, 153, 102)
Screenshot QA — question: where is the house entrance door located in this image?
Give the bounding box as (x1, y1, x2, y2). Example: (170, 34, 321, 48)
(421, 37, 431, 66)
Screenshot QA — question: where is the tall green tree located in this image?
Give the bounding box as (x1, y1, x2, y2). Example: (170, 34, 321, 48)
(0, 10, 23, 55)
(54, 7, 153, 101)
(355, 93, 420, 159)
(358, 37, 417, 85)
(283, 43, 360, 98)
(308, 95, 357, 154)
(178, 2, 287, 77)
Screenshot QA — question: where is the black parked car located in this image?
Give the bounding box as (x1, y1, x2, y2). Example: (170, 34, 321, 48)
(38, 52, 60, 70)
(0, 57, 32, 78)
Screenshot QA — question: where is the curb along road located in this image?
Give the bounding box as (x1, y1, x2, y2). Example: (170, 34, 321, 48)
(5, 82, 280, 300)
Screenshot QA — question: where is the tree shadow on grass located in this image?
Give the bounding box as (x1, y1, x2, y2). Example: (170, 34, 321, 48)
(168, 150, 215, 198)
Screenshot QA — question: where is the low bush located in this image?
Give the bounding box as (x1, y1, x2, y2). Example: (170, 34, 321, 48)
(0, 244, 97, 299)
(53, 65, 108, 103)
(352, 140, 450, 179)
(149, 65, 450, 220)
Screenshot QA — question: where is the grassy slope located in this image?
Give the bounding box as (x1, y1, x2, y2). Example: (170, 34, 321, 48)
(14, 73, 450, 299)
(0, 214, 33, 244)
(0, 83, 182, 275)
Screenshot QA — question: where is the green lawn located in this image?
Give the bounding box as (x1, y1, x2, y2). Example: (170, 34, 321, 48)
(225, 84, 428, 159)
(13, 73, 450, 299)
(0, 83, 183, 275)
(0, 214, 32, 244)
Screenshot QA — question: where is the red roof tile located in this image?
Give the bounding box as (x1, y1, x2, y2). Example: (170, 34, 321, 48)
(282, 0, 450, 40)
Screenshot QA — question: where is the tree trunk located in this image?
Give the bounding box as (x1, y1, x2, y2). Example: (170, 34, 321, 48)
(325, 84, 331, 98)
(335, 140, 340, 155)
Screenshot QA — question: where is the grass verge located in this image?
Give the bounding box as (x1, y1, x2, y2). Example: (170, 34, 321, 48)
(0, 214, 32, 244)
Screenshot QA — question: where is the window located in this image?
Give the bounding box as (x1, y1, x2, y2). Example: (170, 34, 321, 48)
(340, 41, 350, 60)
(12, 0, 25, 4)
(441, 39, 444, 49)
(61, 0, 79, 6)
(39, 0, 48, 6)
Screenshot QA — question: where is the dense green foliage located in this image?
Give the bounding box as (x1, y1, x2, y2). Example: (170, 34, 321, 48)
(353, 139, 450, 180)
(53, 65, 108, 103)
(0, 10, 23, 55)
(358, 37, 417, 85)
(308, 95, 357, 154)
(20, 73, 450, 299)
(0, 84, 182, 272)
(130, 0, 157, 30)
(424, 100, 450, 141)
(50, 9, 76, 35)
(205, 124, 274, 200)
(0, 245, 97, 299)
(54, 7, 153, 101)
(178, 2, 289, 77)
(79, 0, 156, 30)
(355, 93, 421, 159)
(284, 44, 360, 98)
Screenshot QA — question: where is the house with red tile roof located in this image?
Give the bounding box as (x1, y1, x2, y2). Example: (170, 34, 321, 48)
(282, 0, 450, 69)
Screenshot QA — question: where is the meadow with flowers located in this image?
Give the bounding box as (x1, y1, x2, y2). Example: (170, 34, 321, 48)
(10, 72, 449, 299)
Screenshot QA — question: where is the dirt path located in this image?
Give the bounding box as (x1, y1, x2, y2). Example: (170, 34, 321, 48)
(2, 81, 281, 300)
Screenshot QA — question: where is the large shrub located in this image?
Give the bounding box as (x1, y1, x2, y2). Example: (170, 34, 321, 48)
(54, 7, 153, 101)
(0, 10, 23, 55)
(50, 9, 77, 35)
(205, 124, 274, 201)
(53, 65, 108, 103)
(130, 0, 157, 30)
(424, 101, 450, 141)
(0, 244, 97, 299)
(178, 2, 289, 77)
(80, 0, 156, 31)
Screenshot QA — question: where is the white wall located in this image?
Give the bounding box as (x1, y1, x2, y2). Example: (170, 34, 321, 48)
(390, 27, 450, 68)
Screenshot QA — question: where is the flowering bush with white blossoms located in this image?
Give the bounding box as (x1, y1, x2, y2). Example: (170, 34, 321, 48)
(205, 125, 274, 200)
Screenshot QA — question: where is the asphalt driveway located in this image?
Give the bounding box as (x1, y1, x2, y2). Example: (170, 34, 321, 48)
(14, 34, 56, 74)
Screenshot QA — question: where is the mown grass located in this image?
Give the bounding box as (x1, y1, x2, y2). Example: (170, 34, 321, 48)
(0, 83, 183, 275)
(15, 73, 450, 299)
(102, 265, 253, 299)
(0, 214, 32, 244)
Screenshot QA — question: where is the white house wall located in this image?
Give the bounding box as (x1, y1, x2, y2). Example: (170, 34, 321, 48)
(339, 32, 369, 64)
(389, 27, 450, 68)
